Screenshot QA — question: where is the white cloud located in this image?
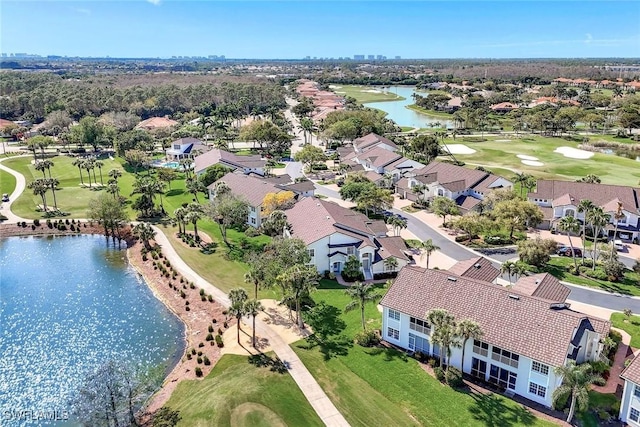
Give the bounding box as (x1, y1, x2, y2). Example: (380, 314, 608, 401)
(147, 0, 161, 5)
(584, 33, 593, 44)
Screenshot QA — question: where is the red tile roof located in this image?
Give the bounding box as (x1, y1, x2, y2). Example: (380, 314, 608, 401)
(621, 352, 640, 384)
(380, 267, 610, 367)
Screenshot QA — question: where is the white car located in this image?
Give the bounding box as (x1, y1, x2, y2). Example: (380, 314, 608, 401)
(1, 193, 8, 202)
(614, 240, 624, 251)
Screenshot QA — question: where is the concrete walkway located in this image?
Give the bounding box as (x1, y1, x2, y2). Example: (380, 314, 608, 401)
(0, 155, 29, 223)
(151, 226, 350, 427)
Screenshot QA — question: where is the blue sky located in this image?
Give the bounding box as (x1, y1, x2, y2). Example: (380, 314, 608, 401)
(2, 1, 639, 59)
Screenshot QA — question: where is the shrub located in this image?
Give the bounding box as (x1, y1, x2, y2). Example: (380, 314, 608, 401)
(199, 289, 205, 296)
(197, 357, 202, 364)
(203, 356, 211, 365)
(186, 353, 192, 360)
(212, 318, 217, 324)
(142, 254, 148, 261)
(180, 291, 186, 299)
(218, 328, 223, 335)
(428, 358, 438, 368)
(191, 348, 196, 355)
(354, 330, 380, 347)
(33, 219, 40, 226)
(223, 321, 228, 328)
(215, 334, 224, 348)
(244, 227, 261, 237)
(197, 351, 203, 356)
(445, 367, 464, 388)
(590, 360, 610, 375)
(185, 306, 190, 311)
(190, 283, 195, 289)
(201, 296, 206, 301)
(198, 342, 204, 348)
(208, 295, 213, 302)
(208, 325, 214, 333)
(434, 366, 445, 382)
(206, 333, 214, 341)
(31, 224, 36, 230)
(610, 330, 623, 345)
(222, 310, 228, 315)
(583, 269, 609, 281)
(195, 367, 203, 377)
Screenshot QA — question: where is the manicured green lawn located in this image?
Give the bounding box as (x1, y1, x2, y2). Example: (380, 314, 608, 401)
(163, 354, 323, 427)
(610, 313, 640, 347)
(292, 281, 555, 427)
(0, 168, 16, 196)
(441, 135, 640, 186)
(543, 257, 640, 296)
(331, 85, 405, 103)
(407, 104, 457, 120)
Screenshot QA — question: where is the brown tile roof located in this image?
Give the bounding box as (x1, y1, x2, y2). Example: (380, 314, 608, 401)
(376, 236, 410, 261)
(353, 133, 398, 151)
(0, 119, 14, 128)
(514, 273, 570, 303)
(358, 146, 402, 168)
(280, 180, 316, 193)
(380, 267, 610, 367)
(415, 161, 491, 191)
(455, 195, 482, 212)
(621, 353, 640, 384)
(195, 148, 265, 174)
(211, 172, 282, 206)
(449, 257, 500, 283)
(364, 171, 384, 182)
(529, 180, 640, 213)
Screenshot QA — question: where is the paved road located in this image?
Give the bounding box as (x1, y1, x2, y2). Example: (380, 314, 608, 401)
(313, 184, 640, 312)
(0, 155, 29, 223)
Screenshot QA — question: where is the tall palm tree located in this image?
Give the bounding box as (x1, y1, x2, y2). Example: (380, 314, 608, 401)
(419, 239, 440, 269)
(412, 183, 429, 207)
(586, 207, 611, 270)
(276, 265, 318, 329)
(132, 222, 156, 250)
(228, 288, 248, 344)
(386, 216, 407, 237)
(384, 257, 398, 273)
(106, 182, 119, 199)
(501, 260, 516, 286)
(83, 159, 94, 187)
(552, 361, 604, 423)
(426, 309, 457, 369)
(457, 319, 483, 375)
(185, 203, 203, 241)
(28, 179, 48, 212)
(174, 207, 187, 235)
(42, 159, 54, 179)
(72, 158, 85, 186)
(244, 299, 264, 348)
(577, 199, 595, 263)
(185, 178, 204, 203)
(344, 282, 380, 331)
(108, 168, 122, 184)
(94, 160, 104, 186)
(46, 178, 59, 210)
(558, 216, 581, 271)
(611, 202, 625, 258)
(512, 172, 532, 198)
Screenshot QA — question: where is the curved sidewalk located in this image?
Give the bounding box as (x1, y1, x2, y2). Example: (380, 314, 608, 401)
(0, 156, 29, 223)
(151, 226, 350, 427)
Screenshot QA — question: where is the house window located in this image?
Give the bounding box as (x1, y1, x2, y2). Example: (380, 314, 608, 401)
(634, 384, 640, 398)
(491, 346, 519, 368)
(173, 145, 180, 149)
(250, 206, 256, 213)
(531, 361, 549, 376)
(565, 209, 576, 218)
(409, 317, 430, 335)
(346, 246, 355, 256)
(471, 357, 487, 379)
(307, 249, 315, 258)
(631, 407, 640, 422)
(408, 333, 430, 353)
(250, 217, 256, 225)
(473, 340, 489, 357)
(437, 189, 445, 196)
(489, 365, 517, 390)
(528, 382, 547, 398)
(387, 327, 399, 340)
(388, 309, 400, 321)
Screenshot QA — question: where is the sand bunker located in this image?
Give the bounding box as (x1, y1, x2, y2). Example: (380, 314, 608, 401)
(522, 160, 544, 166)
(517, 154, 539, 161)
(362, 89, 382, 93)
(554, 146, 594, 159)
(495, 139, 512, 142)
(444, 144, 476, 154)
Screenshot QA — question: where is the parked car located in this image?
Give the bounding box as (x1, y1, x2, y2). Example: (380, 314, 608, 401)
(1, 193, 8, 202)
(556, 246, 582, 257)
(614, 240, 625, 251)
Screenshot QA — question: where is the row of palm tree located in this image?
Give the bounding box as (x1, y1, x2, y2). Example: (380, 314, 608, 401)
(27, 178, 60, 212)
(173, 203, 204, 240)
(227, 287, 265, 348)
(500, 260, 528, 285)
(71, 157, 105, 187)
(425, 309, 483, 374)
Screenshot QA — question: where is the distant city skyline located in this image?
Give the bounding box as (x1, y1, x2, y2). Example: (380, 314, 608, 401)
(2, 1, 639, 59)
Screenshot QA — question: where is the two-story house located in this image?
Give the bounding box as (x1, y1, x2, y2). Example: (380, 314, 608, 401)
(381, 266, 610, 408)
(620, 355, 640, 425)
(165, 137, 207, 160)
(208, 172, 285, 228)
(284, 197, 411, 280)
(194, 148, 266, 177)
(527, 180, 640, 243)
(396, 161, 513, 212)
(353, 133, 398, 154)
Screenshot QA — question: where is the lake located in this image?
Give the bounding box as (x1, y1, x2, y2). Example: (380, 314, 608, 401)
(0, 235, 185, 426)
(363, 86, 455, 129)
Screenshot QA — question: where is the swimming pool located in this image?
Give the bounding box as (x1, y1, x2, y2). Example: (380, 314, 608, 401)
(152, 160, 184, 170)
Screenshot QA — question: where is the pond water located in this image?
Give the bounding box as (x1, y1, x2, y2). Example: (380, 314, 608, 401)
(0, 235, 185, 426)
(363, 86, 455, 129)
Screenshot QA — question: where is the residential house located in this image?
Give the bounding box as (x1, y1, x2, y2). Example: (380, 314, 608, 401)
(208, 172, 285, 228)
(395, 161, 513, 212)
(135, 116, 179, 131)
(527, 180, 640, 243)
(165, 137, 207, 160)
(353, 133, 398, 154)
(620, 355, 640, 425)
(284, 197, 411, 279)
(448, 256, 500, 283)
(513, 273, 570, 303)
(194, 148, 266, 176)
(346, 134, 424, 182)
(490, 102, 518, 114)
(380, 266, 610, 408)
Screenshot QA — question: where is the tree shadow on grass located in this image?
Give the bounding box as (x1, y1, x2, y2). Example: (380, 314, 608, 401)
(248, 353, 289, 374)
(364, 346, 409, 363)
(300, 302, 352, 361)
(468, 392, 536, 427)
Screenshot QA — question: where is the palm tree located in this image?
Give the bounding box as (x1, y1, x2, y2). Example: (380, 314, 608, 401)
(185, 178, 204, 203)
(419, 239, 440, 269)
(132, 222, 156, 250)
(586, 207, 611, 270)
(42, 159, 54, 179)
(228, 288, 248, 344)
(83, 159, 94, 187)
(384, 257, 398, 273)
(512, 172, 532, 198)
(72, 158, 85, 186)
(174, 207, 187, 235)
(501, 260, 516, 286)
(94, 160, 104, 186)
(244, 299, 264, 348)
(106, 182, 119, 199)
(344, 282, 379, 331)
(611, 202, 625, 259)
(386, 215, 407, 237)
(108, 168, 122, 184)
(552, 361, 604, 423)
(559, 216, 581, 272)
(28, 179, 48, 212)
(426, 309, 457, 369)
(513, 261, 528, 281)
(35, 161, 48, 178)
(457, 320, 483, 375)
(412, 183, 429, 208)
(46, 178, 59, 210)
(577, 199, 595, 263)
(184, 203, 203, 241)
(276, 265, 318, 329)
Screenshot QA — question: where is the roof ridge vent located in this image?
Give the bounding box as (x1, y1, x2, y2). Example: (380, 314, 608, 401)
(508, 294, 520, 300)
(474, 263, 481, 268)
(447, 276, 457, 282)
